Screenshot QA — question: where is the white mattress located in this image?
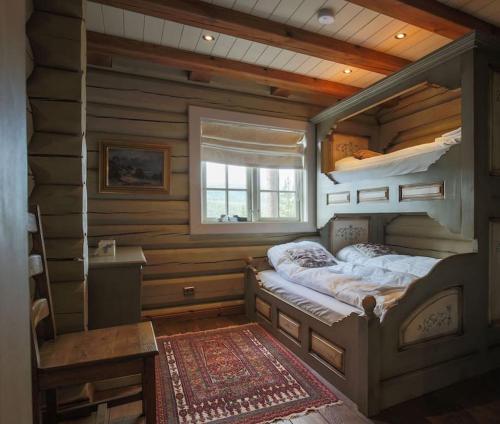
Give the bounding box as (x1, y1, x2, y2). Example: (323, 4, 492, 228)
(258, 270, 362, 325)
(329, 133, 460, 183)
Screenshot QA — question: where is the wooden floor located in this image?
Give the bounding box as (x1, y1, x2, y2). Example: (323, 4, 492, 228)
(64, 314, 500, 424)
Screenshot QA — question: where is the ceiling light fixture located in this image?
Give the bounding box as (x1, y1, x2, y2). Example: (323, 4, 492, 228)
(202, 34, 215, 41)
(395, 32, 407, 39)
(317, 8, 335, 25)
(343, 68, 352, 74)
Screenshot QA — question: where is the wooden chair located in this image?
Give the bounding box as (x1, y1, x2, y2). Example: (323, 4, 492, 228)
(29, 205, 158, 424)
(70, 403, 110, 424)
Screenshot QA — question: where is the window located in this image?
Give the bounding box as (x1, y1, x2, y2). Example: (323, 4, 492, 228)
(189, 106, 315, 234)
(203, 163, 250, 221)
(202, 164, 302, 223)
(258, 168, 300, 220)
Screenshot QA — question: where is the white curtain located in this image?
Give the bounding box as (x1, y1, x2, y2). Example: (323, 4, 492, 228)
(201, 119, 305, 169)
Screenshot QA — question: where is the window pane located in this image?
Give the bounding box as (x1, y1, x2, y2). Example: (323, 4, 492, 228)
(279, 192, 297, 218)
(228, 190, 248, 218)
(260, 192, 278, 218)
(259, 168, 278, 191)
(228, 165, 247, 189)
(205, 162, 226, 188)
(205, 190, 226, 218)
(279, 169, 296, 191)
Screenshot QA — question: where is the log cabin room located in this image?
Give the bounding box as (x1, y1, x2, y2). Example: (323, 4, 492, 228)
(2, 0, 500, 423)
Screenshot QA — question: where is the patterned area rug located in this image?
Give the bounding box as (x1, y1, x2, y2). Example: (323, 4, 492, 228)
(155, 323, 340, 423)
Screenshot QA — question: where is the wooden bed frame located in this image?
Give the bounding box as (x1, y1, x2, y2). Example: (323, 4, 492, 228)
(245, 240, 480, 415)
(245, 245, 480, 416)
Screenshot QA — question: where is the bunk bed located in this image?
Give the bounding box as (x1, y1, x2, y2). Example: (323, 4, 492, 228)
(328, 128, 461, 183)
(246, 32, 500, 416)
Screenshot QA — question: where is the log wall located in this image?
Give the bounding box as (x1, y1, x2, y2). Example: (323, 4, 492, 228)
(86, 68, 321, 313)
(379, 86, 462, 152)
(27, 0, 87, 333)
(333, 85, 461, 155)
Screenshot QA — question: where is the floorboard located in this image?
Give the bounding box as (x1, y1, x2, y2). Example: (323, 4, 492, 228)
(61, 314, 500, 424)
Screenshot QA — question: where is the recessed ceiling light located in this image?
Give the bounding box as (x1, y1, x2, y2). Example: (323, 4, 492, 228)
(317, 8, 335, 25)
(395, 32, 407, 39)
(202, 34, 215, 41)
(343, 68, 352, 74)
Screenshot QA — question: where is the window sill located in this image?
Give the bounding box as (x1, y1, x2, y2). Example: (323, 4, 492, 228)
(190, 221, 316, 235)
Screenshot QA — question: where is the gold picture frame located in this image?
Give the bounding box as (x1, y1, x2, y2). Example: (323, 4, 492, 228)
(99, 141, 171, 194)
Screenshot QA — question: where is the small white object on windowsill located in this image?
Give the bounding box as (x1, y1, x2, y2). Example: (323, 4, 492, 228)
(218, 215, 248, 222)
(95, 240, 116, 257)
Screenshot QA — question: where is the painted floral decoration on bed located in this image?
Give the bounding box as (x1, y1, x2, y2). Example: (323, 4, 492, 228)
(286, 247, 337, 268)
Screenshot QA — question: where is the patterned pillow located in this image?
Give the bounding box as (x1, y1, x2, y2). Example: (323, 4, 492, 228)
(286, 247, 337, 268)
(337, 243, 396, 263)
(352, 243, 396, 258)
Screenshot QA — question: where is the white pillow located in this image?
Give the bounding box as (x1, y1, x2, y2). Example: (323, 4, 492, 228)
(334, 156, 360, 171)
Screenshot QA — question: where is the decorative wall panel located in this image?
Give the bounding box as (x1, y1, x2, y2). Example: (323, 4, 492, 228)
(327, 191, 350, 205)
(399, 182, 444, 201)
(358, 187, 389, 203)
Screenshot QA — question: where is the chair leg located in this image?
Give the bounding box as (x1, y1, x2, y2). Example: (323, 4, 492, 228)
(32, 388, 42, 424)
(46, 389, 58, 424)
(142, 357, 156, 424)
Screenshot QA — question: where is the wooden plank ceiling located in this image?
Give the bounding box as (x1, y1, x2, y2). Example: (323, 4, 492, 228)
(86, 0, 500, 96)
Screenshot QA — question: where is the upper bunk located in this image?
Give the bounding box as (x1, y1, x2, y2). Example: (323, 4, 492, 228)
(314, 31, 500, 240)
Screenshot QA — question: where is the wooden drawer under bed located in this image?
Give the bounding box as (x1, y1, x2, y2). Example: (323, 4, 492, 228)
(255, 296, 271, 321)
(278, 311, 301, 341)
(310, 332, 345, 374)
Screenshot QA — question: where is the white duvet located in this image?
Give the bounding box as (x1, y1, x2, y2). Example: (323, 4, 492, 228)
(268, 241, 439, 318)
(329, 128, 461, 183)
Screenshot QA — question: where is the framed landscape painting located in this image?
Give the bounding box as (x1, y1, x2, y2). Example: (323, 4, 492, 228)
(99, 141, 171, 194)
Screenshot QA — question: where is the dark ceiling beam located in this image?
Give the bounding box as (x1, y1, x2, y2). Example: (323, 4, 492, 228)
(87, 31, 360, 98)
(188, 70, 211, 83)
(270, 87, 291, 98)
(347, 0, 498, 39)
(91, 0, 411, 75)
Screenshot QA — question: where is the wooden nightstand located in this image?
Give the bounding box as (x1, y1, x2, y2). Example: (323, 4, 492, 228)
(88, 246, 147, 329)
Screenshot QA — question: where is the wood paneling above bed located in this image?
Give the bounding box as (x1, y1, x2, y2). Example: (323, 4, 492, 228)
(86, 68, 319, 312)
(385, 215, 476, 258)
(325, 85, 462, 158)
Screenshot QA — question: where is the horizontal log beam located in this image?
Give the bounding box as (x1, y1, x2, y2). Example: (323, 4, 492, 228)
(87, 32, 358, 98)
(188, 70, 211, 83)
(348, 0, 499, 39)
(92, 0, 409, 75)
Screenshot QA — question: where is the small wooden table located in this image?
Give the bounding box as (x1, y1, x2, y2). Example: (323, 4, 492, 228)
(88, 246, 147, 330)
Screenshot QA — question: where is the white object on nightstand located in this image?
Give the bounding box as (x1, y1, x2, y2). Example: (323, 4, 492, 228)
(95, 240, 116, 257)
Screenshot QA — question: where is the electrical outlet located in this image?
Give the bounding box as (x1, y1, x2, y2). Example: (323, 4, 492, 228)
(183, 286, 195, 297)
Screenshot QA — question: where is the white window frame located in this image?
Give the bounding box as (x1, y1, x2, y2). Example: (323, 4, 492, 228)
(189, 106, 316, 235)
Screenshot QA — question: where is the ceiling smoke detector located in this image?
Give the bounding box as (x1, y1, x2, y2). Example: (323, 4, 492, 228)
(317, 8, 335, 25)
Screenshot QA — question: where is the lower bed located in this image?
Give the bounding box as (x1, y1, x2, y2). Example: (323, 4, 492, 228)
(258, 270, 362, 325)
(246, 252, 480, 416)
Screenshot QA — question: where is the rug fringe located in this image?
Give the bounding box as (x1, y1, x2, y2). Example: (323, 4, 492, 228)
(262, 399, 343, 424)
(155, 322, 258, 338)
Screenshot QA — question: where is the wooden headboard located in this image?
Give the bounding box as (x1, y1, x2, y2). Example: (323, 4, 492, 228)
(329, 217, 370, 253)
(321, 132, 369, 173)
(384, 215, 476, 258)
